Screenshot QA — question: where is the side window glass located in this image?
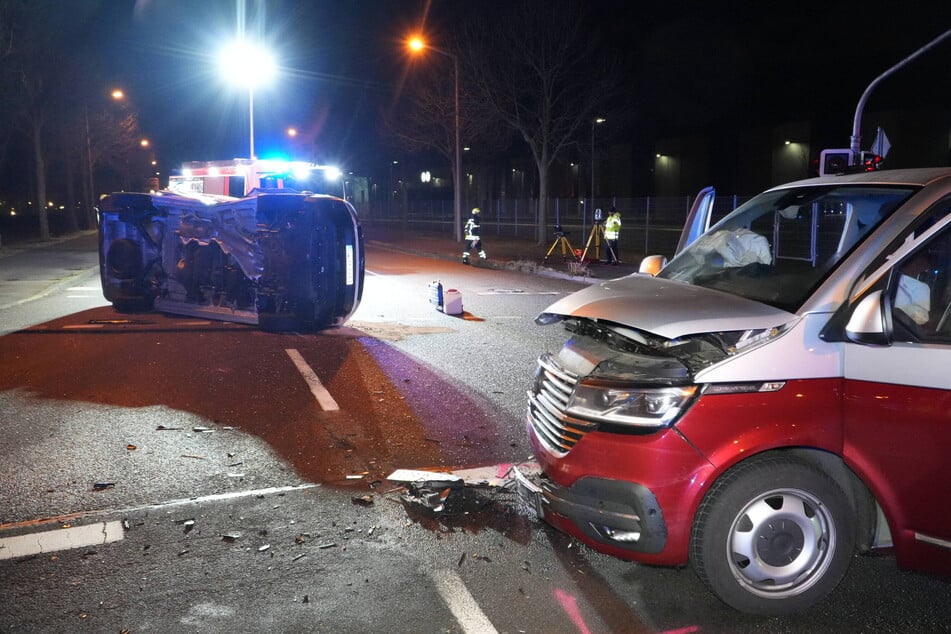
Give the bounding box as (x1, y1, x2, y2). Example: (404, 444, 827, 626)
(892, 223, 951, 342)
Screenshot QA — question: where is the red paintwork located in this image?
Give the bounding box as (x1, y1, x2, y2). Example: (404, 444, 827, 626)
(841, 379, 951, 575)
(530, 378, 846, 565)
(532, 375, 951, 576)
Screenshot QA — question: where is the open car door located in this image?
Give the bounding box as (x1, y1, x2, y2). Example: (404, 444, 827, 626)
(675, 186, 716, 255)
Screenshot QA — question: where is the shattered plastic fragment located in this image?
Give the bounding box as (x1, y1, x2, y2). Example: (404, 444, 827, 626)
(156, 425, 183, 431)
(258, 544, 271, 552)
(351, 495, 374, 507)
(222, 533, 241, 542)
(317, 542, 337, 549)
(386, 469, 463, 488)
(193, 426, 214, 433)
(92, 482, 115, 491)
(126, 445, 137, 451)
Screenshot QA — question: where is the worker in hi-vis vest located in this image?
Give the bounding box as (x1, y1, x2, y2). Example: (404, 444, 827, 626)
(603, 207, 621, 264)
(462, 207, 487, 265)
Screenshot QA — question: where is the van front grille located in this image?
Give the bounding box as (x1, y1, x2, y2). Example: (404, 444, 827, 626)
(527, 353, 598, 455)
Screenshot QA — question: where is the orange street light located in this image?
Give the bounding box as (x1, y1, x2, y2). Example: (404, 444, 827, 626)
(406, 34, 462, 241)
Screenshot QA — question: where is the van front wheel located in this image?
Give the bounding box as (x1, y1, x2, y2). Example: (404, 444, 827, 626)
(690, 456, 855, 615)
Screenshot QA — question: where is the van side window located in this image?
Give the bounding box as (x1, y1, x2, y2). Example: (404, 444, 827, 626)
(892, 221, 951, 342)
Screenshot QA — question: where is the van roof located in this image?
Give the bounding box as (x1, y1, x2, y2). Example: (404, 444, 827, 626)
(774, 167, 951, 190)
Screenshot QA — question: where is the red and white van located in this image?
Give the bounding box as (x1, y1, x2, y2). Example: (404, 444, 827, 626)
(516, 168, 951, 614)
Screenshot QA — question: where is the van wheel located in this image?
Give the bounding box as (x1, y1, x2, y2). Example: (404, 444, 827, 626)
(690, 456, 854, 615)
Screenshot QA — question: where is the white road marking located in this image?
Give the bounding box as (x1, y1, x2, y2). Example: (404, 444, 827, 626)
(430, 568, 499, 634)
(0, 521, 124, 560)
(0, 484, 321, 560)
(476, 290, 560, 296)
(286, 348, 340, 411)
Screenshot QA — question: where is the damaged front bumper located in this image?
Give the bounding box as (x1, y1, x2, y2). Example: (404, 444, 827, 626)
(512, 466, 667, 554)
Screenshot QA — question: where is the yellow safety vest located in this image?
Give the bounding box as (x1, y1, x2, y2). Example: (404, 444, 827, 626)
(604, 215, 621, 240)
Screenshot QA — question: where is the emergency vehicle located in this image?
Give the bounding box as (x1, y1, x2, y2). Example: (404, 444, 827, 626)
(516, 167, 951, 614)
(167, 158, 346, 199)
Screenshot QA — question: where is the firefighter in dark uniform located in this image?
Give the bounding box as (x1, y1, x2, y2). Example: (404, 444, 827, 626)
(462, 207, 486, 264)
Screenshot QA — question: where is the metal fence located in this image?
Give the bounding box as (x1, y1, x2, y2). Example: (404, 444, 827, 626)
(355, 195, 754, 259)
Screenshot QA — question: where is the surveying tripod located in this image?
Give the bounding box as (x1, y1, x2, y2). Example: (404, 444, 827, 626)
(580, 220, 618, 263)
(544, 227, 578, 262)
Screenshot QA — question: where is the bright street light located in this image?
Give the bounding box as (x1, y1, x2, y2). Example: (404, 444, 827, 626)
(406, 34, 463, 241)
(218, 40, 276, 159)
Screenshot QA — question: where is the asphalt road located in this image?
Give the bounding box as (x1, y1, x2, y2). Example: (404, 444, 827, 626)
(1, 236, 949, 633)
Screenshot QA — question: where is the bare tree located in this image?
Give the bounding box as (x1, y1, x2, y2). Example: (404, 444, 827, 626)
(381, 51, 508, 240)
(460, 1, 618, 244)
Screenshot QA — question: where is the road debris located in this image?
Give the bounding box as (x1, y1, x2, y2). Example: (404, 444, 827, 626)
(180, 454, 207, 460)
(258, 544, 271, 552)
(317, 542, 337, 549)
(351, 495, 374, 506)
(221, 532, 241, 542)
(156, 425, 183, 431)
(92, 482, 115, 491)
(192, 426, 214, 433)
(126, 444, 137, 451)
(386, 464, 540, 513)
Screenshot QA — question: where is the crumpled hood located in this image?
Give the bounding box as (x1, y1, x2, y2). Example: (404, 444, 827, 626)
(538, 274, 795, 339)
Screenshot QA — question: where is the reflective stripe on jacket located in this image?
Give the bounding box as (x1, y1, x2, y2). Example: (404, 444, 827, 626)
(604, 215, 621, 240)
(465, 217, 481, 240)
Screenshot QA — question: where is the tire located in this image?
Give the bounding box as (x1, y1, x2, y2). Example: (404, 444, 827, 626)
(690, 455, 855, 615)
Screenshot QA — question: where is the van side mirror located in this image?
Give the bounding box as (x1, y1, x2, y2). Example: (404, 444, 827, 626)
(845, 290, 892, 346)
(639, 255, 667, 276)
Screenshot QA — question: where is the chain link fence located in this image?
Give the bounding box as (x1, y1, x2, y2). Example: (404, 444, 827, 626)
(357, 195, 754, 259)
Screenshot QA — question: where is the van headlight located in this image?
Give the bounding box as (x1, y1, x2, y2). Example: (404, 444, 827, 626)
(565, 382, 698, 428)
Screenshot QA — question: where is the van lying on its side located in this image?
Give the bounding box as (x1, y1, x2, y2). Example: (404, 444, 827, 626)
(98, 188, 364, 332)
(516, 168, 951, 615)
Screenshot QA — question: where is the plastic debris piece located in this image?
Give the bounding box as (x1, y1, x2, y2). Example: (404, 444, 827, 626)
(293, 554, 307, 562)
(156, 425, 183, 431)
(386, 469, 464, 488)
(126, 444, 137, 451)
(258, 544, 271, 552)
(180, 454, 206, 460)
(458, 552, 466, 567)
(317, 542, 337, 549)
(351, 495, 374, 507)
(193, 426, 214, 433)
(92, 482, 115, 491)
(400, 485, 453, 512)
(222, 533, 241, 542)
(303, 595, 309, 603)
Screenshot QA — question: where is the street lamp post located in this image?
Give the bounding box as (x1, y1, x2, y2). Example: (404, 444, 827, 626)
(590, 117, 606, 220)
(219, 40, 276, 160)
(407, 36, 463, 242)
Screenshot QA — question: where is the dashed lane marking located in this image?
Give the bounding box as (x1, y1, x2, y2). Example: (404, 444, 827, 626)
(286, 348, 340, 411)
(430, 568, 499, 634)
(0, 521, 125, 560)
(0, 484, 321, 561)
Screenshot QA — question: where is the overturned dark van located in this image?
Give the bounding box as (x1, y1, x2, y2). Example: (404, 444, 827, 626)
(97, 188, 364, 331)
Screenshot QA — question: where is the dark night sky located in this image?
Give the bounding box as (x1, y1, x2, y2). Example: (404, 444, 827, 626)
(60, 1, 951, 175)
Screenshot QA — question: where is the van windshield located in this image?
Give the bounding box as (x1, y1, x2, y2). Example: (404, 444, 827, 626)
(658, 185, 917, 312)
